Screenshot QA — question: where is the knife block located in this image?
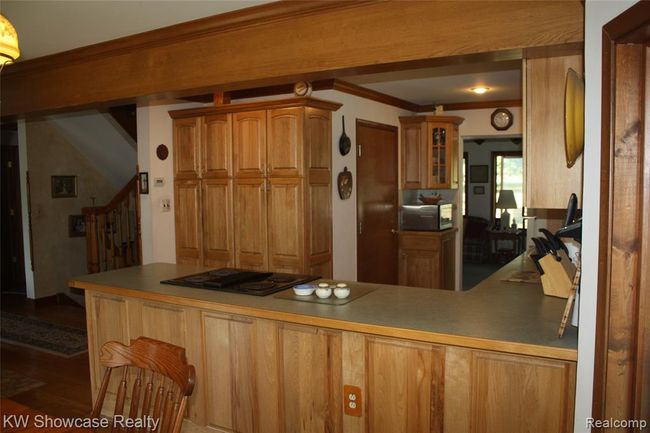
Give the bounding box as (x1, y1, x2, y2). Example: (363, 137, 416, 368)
(539, 250, 576, 298)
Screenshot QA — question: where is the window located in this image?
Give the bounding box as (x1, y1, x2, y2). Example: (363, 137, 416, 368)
(492, 152, 524, 227)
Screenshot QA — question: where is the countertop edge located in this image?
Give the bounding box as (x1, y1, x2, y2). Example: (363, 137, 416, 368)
(70, 278, 578, 362)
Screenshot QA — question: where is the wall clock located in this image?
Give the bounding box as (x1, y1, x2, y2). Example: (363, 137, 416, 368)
(491, 108, 513, 131)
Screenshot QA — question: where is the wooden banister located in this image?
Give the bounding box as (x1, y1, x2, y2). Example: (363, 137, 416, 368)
(83, 175, 141, 273)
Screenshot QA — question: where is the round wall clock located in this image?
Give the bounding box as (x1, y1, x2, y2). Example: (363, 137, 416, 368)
(491, 108, 513, 131)
(156, 144, 169, 160)
(293, 81, 313, 97)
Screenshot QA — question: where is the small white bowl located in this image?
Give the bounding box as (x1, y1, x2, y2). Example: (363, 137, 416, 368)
(334, 287, 350, 299)
(315, 287, 332, 298)
(293, 284, 315, 296)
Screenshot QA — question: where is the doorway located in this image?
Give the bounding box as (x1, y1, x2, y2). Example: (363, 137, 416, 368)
(356, 119, 398, 284)
(1, 136, 26, 294)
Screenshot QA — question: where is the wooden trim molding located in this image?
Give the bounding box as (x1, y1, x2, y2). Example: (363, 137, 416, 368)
(330, 80, 420, 112)
(434, 99, 523, 112)
(593, 1, 649, 428)
(1, 1, 583, 117)
(168, 96, 342, 119)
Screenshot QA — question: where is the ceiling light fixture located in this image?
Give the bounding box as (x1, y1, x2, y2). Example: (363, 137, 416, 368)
(471, 86, 490, 95)
(0, 14, 20, 70)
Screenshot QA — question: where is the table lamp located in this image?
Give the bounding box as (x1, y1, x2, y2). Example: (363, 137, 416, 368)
(496, 189, 517, 230)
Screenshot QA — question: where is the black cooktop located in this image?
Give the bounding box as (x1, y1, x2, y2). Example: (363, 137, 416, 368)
(161, 268, 319, 296)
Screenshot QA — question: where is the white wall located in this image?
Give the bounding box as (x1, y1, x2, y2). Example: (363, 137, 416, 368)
(137, 101, 207, 264)
(576, 1, 637, 432)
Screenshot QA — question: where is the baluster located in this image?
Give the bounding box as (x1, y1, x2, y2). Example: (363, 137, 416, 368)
(141, 372, 154, 428)
(112, 366, 129, 433)
(149, 376, 165, 433)
(91, 367, 113, 418)
(110, 210, 116, 270)
(127, 369, 143, 432)
(160, 388, 175, 433)
(125, 195, 132, 266)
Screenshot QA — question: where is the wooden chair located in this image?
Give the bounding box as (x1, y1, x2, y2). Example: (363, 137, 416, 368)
(91, 337, 195, 433)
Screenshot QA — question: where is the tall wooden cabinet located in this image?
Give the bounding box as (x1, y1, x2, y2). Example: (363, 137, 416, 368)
(170, 98, 341, 276)
(524, 54, 583, 209)
(400, 116, 464, 190)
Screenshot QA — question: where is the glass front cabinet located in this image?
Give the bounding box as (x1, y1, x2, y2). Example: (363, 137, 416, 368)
(400, 115, 464, 190)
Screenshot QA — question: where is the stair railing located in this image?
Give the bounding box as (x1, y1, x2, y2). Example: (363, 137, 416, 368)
(83, 175, 141, 273)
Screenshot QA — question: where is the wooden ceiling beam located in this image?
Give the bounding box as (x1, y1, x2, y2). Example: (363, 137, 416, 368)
(1, 1, 583, 117)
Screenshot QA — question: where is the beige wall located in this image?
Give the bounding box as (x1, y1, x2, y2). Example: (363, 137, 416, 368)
(26, 120, 117, 299)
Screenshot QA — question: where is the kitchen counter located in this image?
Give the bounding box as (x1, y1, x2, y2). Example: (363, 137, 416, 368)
(70, 253, 577, 361)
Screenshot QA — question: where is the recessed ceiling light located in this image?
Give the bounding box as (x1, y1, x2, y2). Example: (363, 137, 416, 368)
(471, 87, 490, 94)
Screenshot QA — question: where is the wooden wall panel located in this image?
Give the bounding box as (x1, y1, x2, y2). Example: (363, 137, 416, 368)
(469, 351, 575, 433)
(280, 324, 342, 433)
(1, 2, 583, 116)
(366, 337, 444, 433)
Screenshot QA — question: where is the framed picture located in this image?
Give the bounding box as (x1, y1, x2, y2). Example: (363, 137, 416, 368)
(139, 172, 149, 194)
(473, 185, 485, 195)
(470, 165, 489, 183)
(68, 215, 86, 237)
(51, 175, 77, 198)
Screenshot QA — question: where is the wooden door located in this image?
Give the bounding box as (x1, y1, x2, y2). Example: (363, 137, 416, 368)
(202, 114, 232, 178)
(233, 111, 266, 178)
(173, 117, 201, 179)
(267, 177, 303, 274)
(174, 180, 202, 265)
(267, 107, 303, 177)
(366, 337, 444, 433)
(400, 119, 425, 189)
(202, 178, 234, 268)
(356, 120, 399, 284)
(234, 177, 268, 271)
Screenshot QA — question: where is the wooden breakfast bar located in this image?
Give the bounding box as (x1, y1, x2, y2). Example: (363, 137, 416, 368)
(70, 255, 577, 433)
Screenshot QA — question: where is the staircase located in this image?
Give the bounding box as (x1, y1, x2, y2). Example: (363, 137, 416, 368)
(83, 175, 141, 273)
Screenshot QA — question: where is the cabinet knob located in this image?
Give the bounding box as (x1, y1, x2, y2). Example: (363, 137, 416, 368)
(391, 229, 398, 234)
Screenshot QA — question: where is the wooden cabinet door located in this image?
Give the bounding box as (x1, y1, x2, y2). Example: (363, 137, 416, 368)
(234, 177, 268, 271)
(398, 248, 438, 289)
(400, 120, 425, 189)
(366, 337, 444, 433)
(173, 117, 201, 179)
(279, 324, 342, 433)
(202, 114, 232, 178)
(267, 107, 303, 177)
(174, 180, 202, 265)
(202, 178, 234, 268)
(267, 177, 303, 274)
(233, 111, 266, 178)
(525, 54, 583, 208)
(440, 232, 455, 290)
(468, 351, 576, 433)
(426, 122, 454, 189)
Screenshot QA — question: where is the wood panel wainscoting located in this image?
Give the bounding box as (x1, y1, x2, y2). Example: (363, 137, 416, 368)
(84, 290, 576, 433)
(593, 2, 650, 429)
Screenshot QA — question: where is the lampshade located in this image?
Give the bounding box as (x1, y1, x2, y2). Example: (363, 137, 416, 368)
(0, 14, 20, 65)
(496, 189, 517, 210)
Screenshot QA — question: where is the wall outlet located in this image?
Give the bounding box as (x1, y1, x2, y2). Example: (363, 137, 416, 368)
(161, 198, 171, 212)
(154, 177, 165, 187)
(343, 385, 362, 417)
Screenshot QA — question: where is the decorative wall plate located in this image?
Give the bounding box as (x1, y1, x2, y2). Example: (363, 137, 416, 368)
(156, 144, 169, 160)
(337, 167, 353, 200)
(564, 68, 584, 168)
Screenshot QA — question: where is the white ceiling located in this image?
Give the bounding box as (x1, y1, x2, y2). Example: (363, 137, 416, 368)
(2, 0, 521, 105)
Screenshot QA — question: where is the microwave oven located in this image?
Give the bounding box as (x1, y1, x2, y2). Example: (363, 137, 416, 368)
(400, 204, 453, 231)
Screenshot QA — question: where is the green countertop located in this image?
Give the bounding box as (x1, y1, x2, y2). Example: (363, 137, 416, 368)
(70, 254, 578, 360)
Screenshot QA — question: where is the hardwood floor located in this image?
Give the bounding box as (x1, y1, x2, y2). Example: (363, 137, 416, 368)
(1, 294, 92, 417)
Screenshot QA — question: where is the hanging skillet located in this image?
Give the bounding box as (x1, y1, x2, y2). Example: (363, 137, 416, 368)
(339, 116, 351, 155)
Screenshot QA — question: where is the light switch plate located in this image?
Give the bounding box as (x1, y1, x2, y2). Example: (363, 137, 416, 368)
(154, 177, 165, 187)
